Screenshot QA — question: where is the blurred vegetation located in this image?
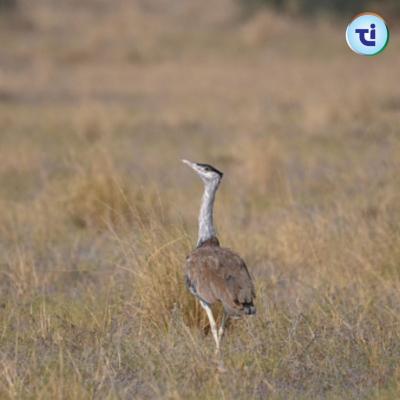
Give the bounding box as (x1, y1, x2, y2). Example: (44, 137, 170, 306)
(0, 0, 17, 11)
(240, 0, 400, 17)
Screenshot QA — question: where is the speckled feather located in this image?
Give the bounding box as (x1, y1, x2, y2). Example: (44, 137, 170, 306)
(185, 237, 256, 316)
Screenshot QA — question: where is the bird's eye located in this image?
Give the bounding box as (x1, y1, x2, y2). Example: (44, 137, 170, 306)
(204, 167, 210, 171)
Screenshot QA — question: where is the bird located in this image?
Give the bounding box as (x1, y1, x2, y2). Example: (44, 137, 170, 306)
(182, 159, 256, 353)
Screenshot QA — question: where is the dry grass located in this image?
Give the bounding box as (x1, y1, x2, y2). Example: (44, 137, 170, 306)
(1, 0, 400, 398)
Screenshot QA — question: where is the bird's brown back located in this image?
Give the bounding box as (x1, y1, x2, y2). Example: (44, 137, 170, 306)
(184, 237, 256, 316)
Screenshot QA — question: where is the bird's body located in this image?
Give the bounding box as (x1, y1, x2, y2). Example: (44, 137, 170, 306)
(182, 159, 256, 352)
(185, 237, 256, 316)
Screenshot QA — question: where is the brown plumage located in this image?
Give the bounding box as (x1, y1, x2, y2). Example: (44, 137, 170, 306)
(185, 237, 256, 316)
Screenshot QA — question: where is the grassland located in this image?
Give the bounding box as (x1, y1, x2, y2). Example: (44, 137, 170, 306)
(1, 1, 400, 398)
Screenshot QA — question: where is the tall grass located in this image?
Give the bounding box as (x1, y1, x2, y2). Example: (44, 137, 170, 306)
(1, 0, 400, 398)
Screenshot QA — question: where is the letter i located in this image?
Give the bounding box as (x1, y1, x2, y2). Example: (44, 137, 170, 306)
(370, 24, 376, 40)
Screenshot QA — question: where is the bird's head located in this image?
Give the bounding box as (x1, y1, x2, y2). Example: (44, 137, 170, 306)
(182, 159, 223, 185)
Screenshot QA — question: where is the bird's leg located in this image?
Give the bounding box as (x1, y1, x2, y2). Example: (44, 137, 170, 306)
(218, 311, 228, 341)
(199, 300, 220, 353)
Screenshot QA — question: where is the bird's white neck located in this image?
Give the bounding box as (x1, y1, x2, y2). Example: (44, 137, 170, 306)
(197, 180, 220, 247)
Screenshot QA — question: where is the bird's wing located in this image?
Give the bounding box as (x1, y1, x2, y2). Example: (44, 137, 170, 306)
(185, 245, 256, 315)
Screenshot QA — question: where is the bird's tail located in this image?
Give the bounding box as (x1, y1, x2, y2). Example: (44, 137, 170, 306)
(243, 302, 256, 315)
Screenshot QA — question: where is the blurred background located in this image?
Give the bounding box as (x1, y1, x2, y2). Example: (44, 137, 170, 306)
(1, 1, 400, 398)
(0, 0, 399, 221)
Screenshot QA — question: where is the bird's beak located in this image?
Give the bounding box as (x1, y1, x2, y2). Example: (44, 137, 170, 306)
(182, 159, 197, 171)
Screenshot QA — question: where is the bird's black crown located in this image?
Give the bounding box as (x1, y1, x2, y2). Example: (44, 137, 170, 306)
(196, 163, 223, 177)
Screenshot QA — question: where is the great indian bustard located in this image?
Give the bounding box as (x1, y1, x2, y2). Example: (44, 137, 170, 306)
(182, 159, 256, 353)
